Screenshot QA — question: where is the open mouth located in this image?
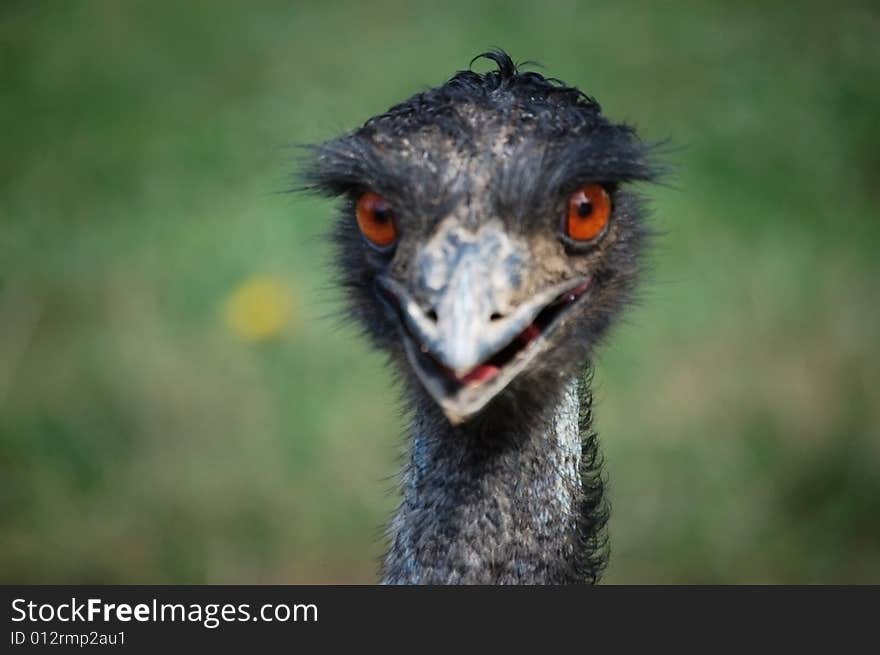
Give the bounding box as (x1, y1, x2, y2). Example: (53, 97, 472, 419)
(380, 276, 592, 423)
(423, 279, 591, 390)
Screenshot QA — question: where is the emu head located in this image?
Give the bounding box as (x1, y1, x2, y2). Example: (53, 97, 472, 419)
(305, 51, 657, 425)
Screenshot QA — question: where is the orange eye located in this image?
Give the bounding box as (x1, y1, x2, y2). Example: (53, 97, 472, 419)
(566, 184, 611, 242)
(356, 191, 398, 249)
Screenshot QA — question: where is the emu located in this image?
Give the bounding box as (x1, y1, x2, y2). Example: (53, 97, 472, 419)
(304, 51, 658, 584)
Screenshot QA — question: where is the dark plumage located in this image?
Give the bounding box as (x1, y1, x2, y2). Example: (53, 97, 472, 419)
(303, 50, 659, 584)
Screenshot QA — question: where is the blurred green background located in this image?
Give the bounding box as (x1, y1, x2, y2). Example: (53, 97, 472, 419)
(2, 0, 879, 583)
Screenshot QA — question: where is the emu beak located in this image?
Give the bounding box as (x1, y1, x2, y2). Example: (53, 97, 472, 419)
(377, 223, 591, 425)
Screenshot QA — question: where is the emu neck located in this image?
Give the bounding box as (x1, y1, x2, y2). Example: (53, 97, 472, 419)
(383, 378, 601, 584)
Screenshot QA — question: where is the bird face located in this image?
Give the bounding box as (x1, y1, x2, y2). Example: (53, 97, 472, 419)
(305, 54, 656, 425)
(377, 216, 594, 424)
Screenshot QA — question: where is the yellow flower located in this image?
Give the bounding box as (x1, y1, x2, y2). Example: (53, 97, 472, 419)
(224, 275, 292, 342)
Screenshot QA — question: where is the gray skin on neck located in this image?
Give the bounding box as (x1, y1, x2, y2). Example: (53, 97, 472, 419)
(383, 377, 587, 584)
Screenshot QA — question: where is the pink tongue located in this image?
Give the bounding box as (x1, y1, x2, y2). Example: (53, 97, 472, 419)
(459, 364, 500, 385)
(457, 323, 542, 386)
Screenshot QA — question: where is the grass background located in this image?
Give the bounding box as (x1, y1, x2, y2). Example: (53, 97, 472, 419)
(1, 0, 878, 583)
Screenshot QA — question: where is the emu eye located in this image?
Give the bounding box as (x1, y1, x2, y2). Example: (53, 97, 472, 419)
(565, 184, 611, 243)
(356, 191, 398, 250)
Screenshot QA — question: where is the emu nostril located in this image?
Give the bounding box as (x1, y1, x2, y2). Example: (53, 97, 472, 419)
(426, 309, 438, 323)
(489, 312, 504, 322)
